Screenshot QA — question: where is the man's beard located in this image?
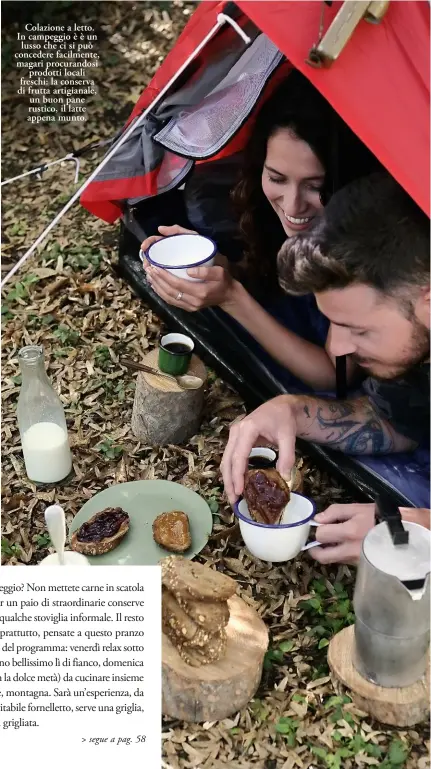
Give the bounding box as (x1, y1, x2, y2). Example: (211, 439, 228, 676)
(353, 320, 430, 381)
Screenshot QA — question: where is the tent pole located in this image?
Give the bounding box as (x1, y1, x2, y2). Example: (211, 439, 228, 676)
(1, 154, 80, 187)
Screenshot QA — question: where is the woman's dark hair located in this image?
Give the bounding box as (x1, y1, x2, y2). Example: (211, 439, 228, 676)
(231, 69, 381, 294)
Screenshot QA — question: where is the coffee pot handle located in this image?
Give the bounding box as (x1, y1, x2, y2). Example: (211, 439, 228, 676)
(375, 494, 409, 546)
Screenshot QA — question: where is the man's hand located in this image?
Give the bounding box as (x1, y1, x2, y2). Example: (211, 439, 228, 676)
(221, 395, 298, 505)
(309, 503, 431, 565)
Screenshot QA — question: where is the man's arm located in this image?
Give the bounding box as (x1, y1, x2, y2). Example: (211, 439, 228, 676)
(221, 394, 417, 504)
(292, 394, 417, 454)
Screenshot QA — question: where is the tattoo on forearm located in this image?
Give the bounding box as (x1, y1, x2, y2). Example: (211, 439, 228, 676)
(302, 400, 394, 454)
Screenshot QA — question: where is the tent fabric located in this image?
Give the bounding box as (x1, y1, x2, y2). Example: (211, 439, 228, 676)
(79, 30, 283, 221)
(237, 0, 430, 215)
(80, 2, 256, 221)
(153, 34, 284, 158)
(81, 0, 430, 222)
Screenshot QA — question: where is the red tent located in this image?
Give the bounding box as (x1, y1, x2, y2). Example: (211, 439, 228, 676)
(81, 0, 430, 222)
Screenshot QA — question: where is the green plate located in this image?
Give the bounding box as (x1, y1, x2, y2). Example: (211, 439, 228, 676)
(69, 480, 213, 566)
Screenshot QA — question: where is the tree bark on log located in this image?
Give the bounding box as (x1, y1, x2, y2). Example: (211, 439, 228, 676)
(131, 348, 207, 445)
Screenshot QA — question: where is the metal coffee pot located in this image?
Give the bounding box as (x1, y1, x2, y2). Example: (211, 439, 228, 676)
(353, 498, 430, 688)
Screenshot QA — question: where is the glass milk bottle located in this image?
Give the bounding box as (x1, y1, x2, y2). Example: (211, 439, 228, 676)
(17, 345, 72, 484)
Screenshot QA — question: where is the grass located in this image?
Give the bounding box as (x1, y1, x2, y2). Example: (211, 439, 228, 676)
(311, 735, 409, 769)
(1, 537, 22, 557)
(275, 716, 300, 746)
(96, 437, 124, 460)
(263, 578, 355, 678)
(53, 325, 81, 346)
(300, 578, 355, 643)
(26, 313, 56, 329)
(35, 533, 51, 548)
(65, 248, 101, 272)
(5, 274, 39, 304)
(94, 345, 112, 369)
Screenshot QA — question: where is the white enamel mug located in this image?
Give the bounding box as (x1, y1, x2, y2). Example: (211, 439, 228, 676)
(141, 233, 217, 282)
(234, 492, 320, 562)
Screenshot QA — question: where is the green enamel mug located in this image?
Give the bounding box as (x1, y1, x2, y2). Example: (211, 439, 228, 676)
(158, 333, 194, 376)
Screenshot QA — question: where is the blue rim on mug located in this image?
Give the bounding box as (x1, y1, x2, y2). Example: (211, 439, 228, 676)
(144, 233, 217, 270)
(234, 492, 316, 529)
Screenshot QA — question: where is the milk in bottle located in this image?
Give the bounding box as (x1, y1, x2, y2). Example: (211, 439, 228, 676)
(17, 345, 72, 483)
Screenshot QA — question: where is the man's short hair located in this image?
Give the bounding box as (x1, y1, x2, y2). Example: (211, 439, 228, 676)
(277, 172, 430, 301)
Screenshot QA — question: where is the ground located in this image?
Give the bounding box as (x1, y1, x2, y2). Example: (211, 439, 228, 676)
(1, 3, 429, 768)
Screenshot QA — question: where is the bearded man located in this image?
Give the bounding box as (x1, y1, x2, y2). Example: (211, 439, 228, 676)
(221, 172, 430, 564)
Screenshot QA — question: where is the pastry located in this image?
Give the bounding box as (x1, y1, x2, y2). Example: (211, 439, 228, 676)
(175, 629, 227, 667)
(161, 557, 233, 668)
(162, 587, 210, 647)
(163, 621, 227, 667)
(177, 595, 230, 633)
(243, 468, 290, 525)
(153, 511, 191, 553)
(161, 555, 237, 602)
(70, 507, 129, 555)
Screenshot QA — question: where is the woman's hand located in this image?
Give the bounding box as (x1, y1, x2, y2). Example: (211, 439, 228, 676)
(140, 224, 197, 256)
(141, 225, 234, 312)
(146, 264, 235, 311)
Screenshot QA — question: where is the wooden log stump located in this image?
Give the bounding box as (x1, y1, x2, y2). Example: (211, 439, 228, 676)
(162, 594, 269, 722)
(131, 348, 207, 445)
(328, 625, 430, 727)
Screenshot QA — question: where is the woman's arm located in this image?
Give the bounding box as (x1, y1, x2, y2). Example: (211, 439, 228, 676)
(148, 263, 337, 389)
(142, 226, 339, 390)
(220, 280, 338, 390)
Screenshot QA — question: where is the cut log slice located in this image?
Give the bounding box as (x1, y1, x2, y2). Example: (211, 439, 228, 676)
(131, 348, 207, 445)
(328, 625, 430, 727)
(162, 594, 269, 722)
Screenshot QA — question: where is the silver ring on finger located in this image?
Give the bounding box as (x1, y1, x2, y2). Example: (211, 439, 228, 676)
(176, 291, 183, 301)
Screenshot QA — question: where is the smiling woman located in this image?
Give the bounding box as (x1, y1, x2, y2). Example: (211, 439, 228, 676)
(141, 70, 380, 394)
(231, 70, 378, 293)
(261, 136, 325, 236)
